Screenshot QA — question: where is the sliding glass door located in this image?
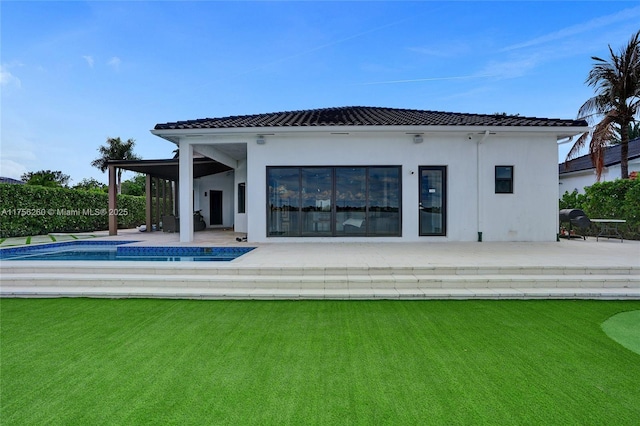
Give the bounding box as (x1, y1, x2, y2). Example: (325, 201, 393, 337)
(335, 167, 367, 236)
(267, 168, 300, 237)
(267, 166, 401, 237)
(301, 168, 332, 236)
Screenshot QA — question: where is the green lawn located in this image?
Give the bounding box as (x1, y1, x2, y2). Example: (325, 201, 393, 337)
(1, 299, 639, 425)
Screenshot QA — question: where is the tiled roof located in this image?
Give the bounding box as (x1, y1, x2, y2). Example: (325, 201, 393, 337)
(154, 106, 587, 130)
(559, 137, 640, 174)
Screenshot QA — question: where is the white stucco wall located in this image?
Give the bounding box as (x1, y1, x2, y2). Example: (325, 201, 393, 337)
(480, 135, 559, 242)
(234, 159, 248, 233)
(242, 131, 559, 242)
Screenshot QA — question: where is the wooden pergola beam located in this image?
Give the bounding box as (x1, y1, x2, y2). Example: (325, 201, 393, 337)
(146, 174, 152, 232)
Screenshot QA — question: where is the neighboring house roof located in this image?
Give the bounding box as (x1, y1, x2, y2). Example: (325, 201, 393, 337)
(559, 137, 640, 174)
(154, 106, 587, 130)
(0, 177, 25, 185)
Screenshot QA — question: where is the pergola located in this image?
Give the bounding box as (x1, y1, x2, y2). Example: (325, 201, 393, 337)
(106, 157, 231, 235)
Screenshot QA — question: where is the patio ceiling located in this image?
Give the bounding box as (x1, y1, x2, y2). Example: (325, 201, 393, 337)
(107, 157, 232, 181)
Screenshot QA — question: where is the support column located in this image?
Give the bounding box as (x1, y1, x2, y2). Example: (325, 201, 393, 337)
(179, 140, 194, 242)
(162, 179, 167, 217)
(108, 165, 118, 235)
(155, 177, 160, 231)
(174, 181, 179, 215)
(169, 180, 175, 216)
(145, 174, 152, 232)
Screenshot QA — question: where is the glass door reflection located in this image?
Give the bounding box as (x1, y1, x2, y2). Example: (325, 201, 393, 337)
(419, 166, 446, 236)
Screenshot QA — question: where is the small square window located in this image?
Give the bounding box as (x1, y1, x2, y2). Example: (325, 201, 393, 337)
(495, 166, 513, 194)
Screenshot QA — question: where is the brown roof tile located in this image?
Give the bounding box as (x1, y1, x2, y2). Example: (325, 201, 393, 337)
(155, 106, 587, 130)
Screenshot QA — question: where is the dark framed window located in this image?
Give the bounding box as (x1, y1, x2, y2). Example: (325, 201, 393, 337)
(238, 183, 246, 213)
(267, 166, 401, 237)
(495, 166, 514, 193)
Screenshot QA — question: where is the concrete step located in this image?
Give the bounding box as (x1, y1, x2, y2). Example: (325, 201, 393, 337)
(3, 263, 638, 300)
(2, 273, 638, 288)
(1, 285, 638, 300)
(2, 264, 639, 276)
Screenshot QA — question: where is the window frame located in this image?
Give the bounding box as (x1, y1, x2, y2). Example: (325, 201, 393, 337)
(237, 182, 246, 213)
(495, 165, 514, 194)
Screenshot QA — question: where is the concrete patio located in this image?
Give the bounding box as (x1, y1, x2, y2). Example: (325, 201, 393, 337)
(1, 229, 639, 299)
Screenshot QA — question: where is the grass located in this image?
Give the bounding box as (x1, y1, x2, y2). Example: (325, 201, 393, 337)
(602, 310, 640, 354)
(1, 299, 639, 425)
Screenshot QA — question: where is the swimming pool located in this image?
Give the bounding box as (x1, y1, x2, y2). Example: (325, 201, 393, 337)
(0, 241, 255, 262)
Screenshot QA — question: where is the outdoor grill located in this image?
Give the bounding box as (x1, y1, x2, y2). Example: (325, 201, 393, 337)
(559, 209, 591, 239)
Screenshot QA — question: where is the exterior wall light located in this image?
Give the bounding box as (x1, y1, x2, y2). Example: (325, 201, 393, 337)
(256, 136, 266, 145)
(413, 135, 424, 144)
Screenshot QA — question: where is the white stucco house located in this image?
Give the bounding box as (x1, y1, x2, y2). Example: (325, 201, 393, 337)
(559, 137, 640, 197)
(149, 106, 588, 243)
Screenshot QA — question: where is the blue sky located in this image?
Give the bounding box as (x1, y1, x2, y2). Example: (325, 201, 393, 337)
(2, 1, 639, 184)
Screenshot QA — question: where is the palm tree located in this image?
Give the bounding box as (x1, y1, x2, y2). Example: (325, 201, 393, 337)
(611, 121, 640, 144)
(91, 137, 141, 193)
(566, 30, 640, 180)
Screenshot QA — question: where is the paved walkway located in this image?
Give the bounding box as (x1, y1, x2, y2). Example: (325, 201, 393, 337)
(0, 232, 101, 247)
(48, 228, 639, 269)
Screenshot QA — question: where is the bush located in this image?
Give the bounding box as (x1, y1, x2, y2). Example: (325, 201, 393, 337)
(559, 179, 640, 240)
(559, 190, 586, 210)
(0, 184, 145, 237)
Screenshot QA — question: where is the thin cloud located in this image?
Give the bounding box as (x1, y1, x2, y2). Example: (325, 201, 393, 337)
(361, 54, 537, 86)
(83, 55, 94, 68)
(478, 55, 540, 80)
(107, 56, 121, 71)
(0, 159, 28, 181)
(361, 74, 495, 86)
(0, 65, 21, 88)
(501, 6, 640, 52)
(225, 18, 411, 80)
(407, 42, 470, 58)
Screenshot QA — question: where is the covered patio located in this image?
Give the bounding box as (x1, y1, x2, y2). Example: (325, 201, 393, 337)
(106, 157, 231, 235)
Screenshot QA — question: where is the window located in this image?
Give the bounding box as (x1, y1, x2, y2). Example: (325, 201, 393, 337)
(495, 166, 514, 193)
(267, 166, 401, 237)
(237, 183, 246, 213)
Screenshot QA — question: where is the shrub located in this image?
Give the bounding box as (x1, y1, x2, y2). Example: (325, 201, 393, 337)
(559, 190, 586, 210)
(0, 184, 145, 238)
(560, 179, 640, 240)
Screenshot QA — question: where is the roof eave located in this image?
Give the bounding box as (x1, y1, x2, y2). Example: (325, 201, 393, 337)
(151, 124, 589, 141)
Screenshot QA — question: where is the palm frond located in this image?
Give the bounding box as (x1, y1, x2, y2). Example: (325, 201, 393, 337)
(589, 114, 617, 180)
(569, 30, 640, 180)
(565, 132, 589, 163)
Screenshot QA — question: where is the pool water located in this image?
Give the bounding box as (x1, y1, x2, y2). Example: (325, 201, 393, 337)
(0, 241, 255, 262)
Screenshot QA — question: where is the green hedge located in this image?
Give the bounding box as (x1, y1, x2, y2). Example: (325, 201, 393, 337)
(0, 184, 145, 238)
(560, 179, 640, 240)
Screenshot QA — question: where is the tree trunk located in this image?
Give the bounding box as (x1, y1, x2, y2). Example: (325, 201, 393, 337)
(621, 129, 629, 179)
